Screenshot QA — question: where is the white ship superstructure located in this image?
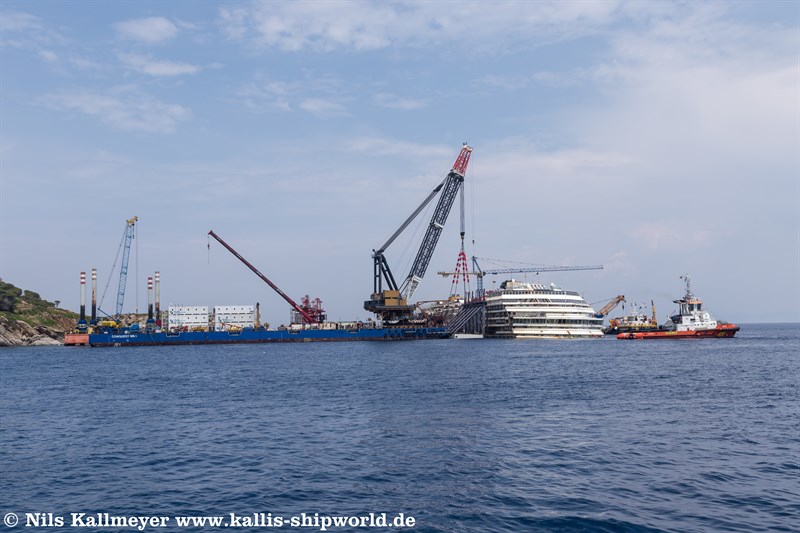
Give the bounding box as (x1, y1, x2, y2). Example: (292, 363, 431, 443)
(485, 279, 604, 338)
(663, 275, 721, 332)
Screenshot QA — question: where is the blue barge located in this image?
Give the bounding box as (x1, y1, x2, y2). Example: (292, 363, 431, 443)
(88, 326, 449, 347)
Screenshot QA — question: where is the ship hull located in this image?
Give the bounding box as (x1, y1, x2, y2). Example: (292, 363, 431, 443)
(88, 327, 449, 347)
(488, 329, 604, 339)
(616, 324, 739, 340)
(604, 326, 660, 335)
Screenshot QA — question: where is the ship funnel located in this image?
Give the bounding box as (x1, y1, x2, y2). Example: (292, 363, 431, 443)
(77, 271, 87, 332)
(147, 276, 154, 321)
(79, 272, 86, 322)
(154, 271, 161, 326)
(91, 268, 97, 324)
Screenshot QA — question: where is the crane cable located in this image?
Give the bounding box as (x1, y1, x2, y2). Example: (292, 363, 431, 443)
(135, 222, 139, 314)
(98, 223, 127, 313)
(395, 187, 438, 286)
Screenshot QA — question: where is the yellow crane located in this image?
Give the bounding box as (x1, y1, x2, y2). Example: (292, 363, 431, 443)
(595, 295, 625, 318)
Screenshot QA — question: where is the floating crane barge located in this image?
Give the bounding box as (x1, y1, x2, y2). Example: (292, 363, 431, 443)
(87, 146, 474, 347)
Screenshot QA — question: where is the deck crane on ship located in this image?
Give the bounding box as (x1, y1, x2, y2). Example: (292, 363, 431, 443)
(595, 294, 626, 318)
(365, 144, 472, 322)
(208, 230, 324, 325)
(96, 216, 138, 326)
(115, 217, 138, 318)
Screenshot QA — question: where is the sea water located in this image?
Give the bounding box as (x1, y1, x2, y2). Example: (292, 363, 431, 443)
(1, 323, 798, 532)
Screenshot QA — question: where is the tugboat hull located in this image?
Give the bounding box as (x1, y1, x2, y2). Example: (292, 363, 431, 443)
(617, 323, 740, 340)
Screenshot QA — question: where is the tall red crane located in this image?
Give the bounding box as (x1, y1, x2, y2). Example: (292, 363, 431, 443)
(208, 230, 318, 324)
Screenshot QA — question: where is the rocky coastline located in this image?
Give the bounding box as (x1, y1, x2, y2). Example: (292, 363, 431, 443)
(0, 315, 64, 346)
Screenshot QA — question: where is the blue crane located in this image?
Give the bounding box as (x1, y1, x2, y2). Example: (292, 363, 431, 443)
(115, 216, 138, 317)
(98, 216, 138, 320)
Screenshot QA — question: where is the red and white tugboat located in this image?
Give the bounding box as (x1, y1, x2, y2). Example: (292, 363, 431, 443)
(617, 276, 739, 340)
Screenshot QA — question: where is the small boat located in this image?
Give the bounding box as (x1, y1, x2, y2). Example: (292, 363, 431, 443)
(604, 300, 659, 335)
(617, 276, 739, 340)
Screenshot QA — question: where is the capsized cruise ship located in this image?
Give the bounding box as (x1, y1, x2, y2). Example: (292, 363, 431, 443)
(485, 279, 604, 338)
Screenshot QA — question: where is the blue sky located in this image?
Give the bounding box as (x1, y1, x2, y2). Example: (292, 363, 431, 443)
(1, 0, 798, 325)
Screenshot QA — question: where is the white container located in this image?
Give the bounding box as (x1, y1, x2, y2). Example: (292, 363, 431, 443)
(168, 305, 209, 331)
(214, 305, 255, 330)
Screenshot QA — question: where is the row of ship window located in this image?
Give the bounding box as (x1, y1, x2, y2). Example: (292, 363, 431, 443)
(487, 310, 596, 317)
(491, 297, 584, 303)
(487, 318, 601, 326)
(491, 291, 582, 296)
(486, 303, 591, 310)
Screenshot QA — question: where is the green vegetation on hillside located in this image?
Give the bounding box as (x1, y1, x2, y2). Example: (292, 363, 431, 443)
(0, 279, 78, 330)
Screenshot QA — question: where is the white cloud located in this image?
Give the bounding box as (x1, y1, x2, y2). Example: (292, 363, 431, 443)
(475, 140, 634, 186)
(63, 151, 132, 183)
(235, 80, 293, 112)
(1, 11, 40, 32)
(218, 0, 622, 51)
(474, 74, 532, 91)
(604, 251, 636, 275)
(118, 52, 201, 76)
(43, 90, 191, 133)
(38, 49, 58, 63)
(570, 6, 799, 187)
(0, 10, 66, 49)
(115, 17, 178, 43)
(298, 98, 347, 116)
(233, 73, 349, 114)
(68, 56, 104, 71)
(1, 12, 107, 73)
(217, 6, 249, 41)
(346, 137, 452, 159)
(631, 224, 712, 252)
(474, 67, 618, 92)
(373, 93, 427, 110)
(219, 1, 392, 51)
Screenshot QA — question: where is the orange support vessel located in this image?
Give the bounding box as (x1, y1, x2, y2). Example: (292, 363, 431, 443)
(616, 275, 739, 340)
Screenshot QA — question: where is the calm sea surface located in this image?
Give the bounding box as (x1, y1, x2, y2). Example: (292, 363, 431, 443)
(1, 323, 798, 532)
